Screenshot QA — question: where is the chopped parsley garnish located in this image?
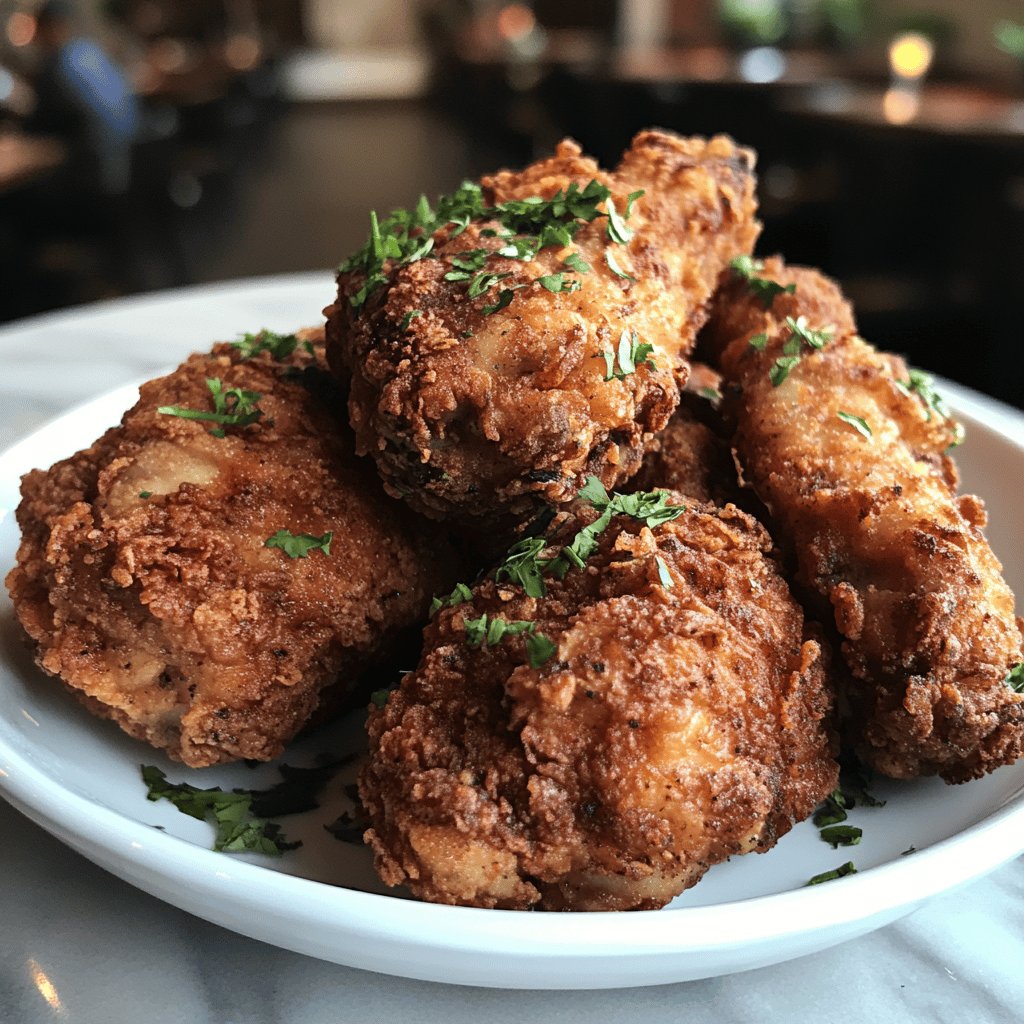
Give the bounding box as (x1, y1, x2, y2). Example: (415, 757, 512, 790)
(837, 411, 873, 439)
(819, 824, 863, 849)
(158, 378, 263, 435)
(449, 248, 490, 272)
(624, 189, 645, 216)
(1006, 663, 1024, 694)
(655, 555, 673, 588)
(605, 197, 634, 245)
(729, 254, 764, 278)
(467, 271, 512, 297)
(785, 315, 831, 350)
(139, 490, 152, 499)
(232, 329, 298, 361)
(605, 249, 636, 281)
(563, 252, 591, 274)
(398, 310, 424, 331)
(370, 687, 393, 708)
(895, 368, 964, 446)
(537, 272, 581, 294)
(748, 332, 768, 351)
(142, 765, 300, 855)
(728, 255, 796, 308)
(264, 530, 333, 559)
(495, 536, 548, 598)
(806, 861, 857, 886)
(769, 355, 801, 387)
(602, 329, 656, 381)
(813, 789, 852, 828)
(462, 613, 557, 668)
(698, 386, 722, 402)
(430, 581, 474, 615)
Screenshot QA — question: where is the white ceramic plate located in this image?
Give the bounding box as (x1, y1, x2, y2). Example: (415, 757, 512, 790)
(0, 375, 1022, 990)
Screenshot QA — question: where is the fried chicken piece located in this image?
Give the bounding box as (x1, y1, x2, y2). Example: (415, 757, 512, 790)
(7, 329, 459, 767)
(326, 130, 760, 524)
(627, 367, 738, 505)
(701, 259, 1024, 782)
(360, 495, 837, 910)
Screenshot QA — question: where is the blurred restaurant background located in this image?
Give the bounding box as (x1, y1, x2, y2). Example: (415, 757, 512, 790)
(0, 0, 1022, 406)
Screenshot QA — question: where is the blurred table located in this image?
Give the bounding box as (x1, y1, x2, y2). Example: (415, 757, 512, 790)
(782, 83, 1024, 143)
(0, 131, 65, 195)
(0, 274, 1023, 1021)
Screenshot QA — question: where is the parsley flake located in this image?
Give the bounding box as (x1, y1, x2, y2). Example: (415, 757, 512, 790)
(468, 271, 512, 298)
(698, 386, 722, 403)
(806, 861, 857, 886)
(482, 287, 523, 315)
(537, 272, 581, 294)
(495, 536, 549, 598)
(655, 555, 673, 589)
(769, 355, 801, 387)
(142, 765, 300, 856)
(748, 332, 768, 351)
(1006, 663, 1024, 694)
(785, 315, 832, 350)
(837, 411, 873, 439)
(624, 189, 645, 216)
(526, 631, 558, 669)
(399, 310, 424, 331)
(602, 330, 656, 381)
(430, 582, 474, 615)
(233, 329, 298, 361)
(819, 824, 863, 849)
(605, 249, 637, 281)
(139, 490, 152, 499)
(563, 252, 591, 274)
(605, 196, 634, 244)
(264, 530, 333, 559)
(729, 254, 764, 278)
(158, 378, 263, 434)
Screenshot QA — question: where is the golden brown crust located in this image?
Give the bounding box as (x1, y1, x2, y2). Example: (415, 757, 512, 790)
(360, 498, 837, 910)
(702, 259, 1024, 782)
(326, 131, 760, 524)
(6, 329, 459, 767)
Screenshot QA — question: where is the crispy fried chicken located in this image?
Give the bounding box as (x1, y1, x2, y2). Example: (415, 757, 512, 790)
(326, 130, 760, 524)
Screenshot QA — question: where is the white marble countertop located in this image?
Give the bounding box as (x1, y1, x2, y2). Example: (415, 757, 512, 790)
(1, 275, 1022, 1023)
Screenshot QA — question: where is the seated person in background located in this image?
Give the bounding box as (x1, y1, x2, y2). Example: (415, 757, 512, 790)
(25, 0, 139, 195)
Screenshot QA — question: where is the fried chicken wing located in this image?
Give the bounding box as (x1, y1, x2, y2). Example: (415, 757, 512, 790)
(360, 493, 837, 910)
(7, 329, 459, 767)
(701, 259, 1024, 782)
(326, 130, 760, 523)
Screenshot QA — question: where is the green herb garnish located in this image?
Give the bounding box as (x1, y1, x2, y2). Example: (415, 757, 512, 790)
(748, 332, 768, 351)
(462, 613, 556, 667)
(537, 272, 581, 294)
(495, 536, 549, 598)
(526, 631, 558, 669)
(1005, 663, 1024, 694)
(697, 386, 722, 402)
(430, 581, 474, 615)
(158, 378, 263, 434)
(563, 252, 591, 274)
(264, 530, 333, 559)
(232, 329, 298, 361)
(655, 555, 673, 588)
(605, 249, 637, 281)
(142, 765, 300, 855)
(806, 861, 857, 886)
(837, 411, 872, 439)
(819, 825, 863, 849)
(139, 490, 152, 499)
(602, 329, 656, 381)
(399, 310, 424, 331)
(813, 789, 852, 827)
(605, 196, 634, 245)
(769, 355, 801, 387)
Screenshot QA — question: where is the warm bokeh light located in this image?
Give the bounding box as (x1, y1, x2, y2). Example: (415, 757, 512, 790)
(888, 33, 935, 81)
(225, 34, 261, 72)
(497, 4, 535, 42)
(150, 38, 190, 74)
(27, 959, 64, 1014)
(882, 86, 921, 125)
(6, 11, 36, 47)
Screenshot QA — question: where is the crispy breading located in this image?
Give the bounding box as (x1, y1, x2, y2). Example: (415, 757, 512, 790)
(701, 259, 1024, 782)
(360, 497, 837, 910)
(7, 330, 459, 767)
(326, 130, 760, 523)
(627, 368, 738, 505)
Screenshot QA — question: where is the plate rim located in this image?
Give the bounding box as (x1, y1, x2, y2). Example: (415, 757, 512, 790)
(0, 380, 1023, 965)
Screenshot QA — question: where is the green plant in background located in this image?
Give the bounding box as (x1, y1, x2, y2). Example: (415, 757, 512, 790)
(994, 21, 1024, 62)
(718, 0, 788, 46)
(821, 0, 868, 47)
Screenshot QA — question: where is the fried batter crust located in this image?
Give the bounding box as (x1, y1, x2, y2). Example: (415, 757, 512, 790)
(326, 131, 760, 523)
(7, 331, 457, 767)
(360, 499, 837, 910)
(701, 260, 1024, 782)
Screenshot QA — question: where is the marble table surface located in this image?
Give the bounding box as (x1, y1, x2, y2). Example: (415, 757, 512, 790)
(0, 274, 1022, 1024)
